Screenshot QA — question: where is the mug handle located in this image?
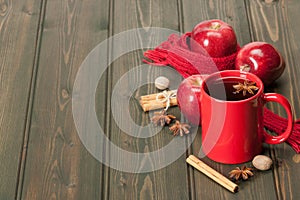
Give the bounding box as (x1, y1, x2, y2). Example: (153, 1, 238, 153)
(262, 93, 293, 144)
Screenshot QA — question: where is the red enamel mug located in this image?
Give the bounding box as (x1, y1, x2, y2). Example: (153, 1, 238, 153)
(200, 70, 293, 164)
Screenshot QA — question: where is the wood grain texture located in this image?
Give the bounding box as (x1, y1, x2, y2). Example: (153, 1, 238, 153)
(245, 0, 300, 199)
(0, 0, 299, 199)
(20, 0, 110, 199)
(0, 0, 41, 199)
(102, 0, 191, 199)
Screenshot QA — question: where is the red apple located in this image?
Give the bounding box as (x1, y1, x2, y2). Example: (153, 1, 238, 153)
(190, 19, 238, 57)
(177, 75, 208, 125)
(235, 42, 285, 86)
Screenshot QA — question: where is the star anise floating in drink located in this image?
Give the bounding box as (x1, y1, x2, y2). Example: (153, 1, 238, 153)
(169, 120, 191, 136)
(151, 110, 176, 126)
(229, 166, 254, 181)
(233, 80, 258, 96)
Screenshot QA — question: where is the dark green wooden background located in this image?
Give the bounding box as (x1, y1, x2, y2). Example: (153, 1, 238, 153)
(0, 0, 299, 199)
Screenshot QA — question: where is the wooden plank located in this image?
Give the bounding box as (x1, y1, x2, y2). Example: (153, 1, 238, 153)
(103, 0, 191, 199)
(182, 0, 278, 199)
(0, 0, 42, 199)
(20, 0, 110, 199)
(245, 0, 300, 199)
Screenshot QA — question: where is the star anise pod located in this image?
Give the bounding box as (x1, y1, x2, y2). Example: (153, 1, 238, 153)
(233, 81, 258, 96)
(151, 110, 176, 126)
(169, 120, 191, 136)
(229, 166, 254, 181)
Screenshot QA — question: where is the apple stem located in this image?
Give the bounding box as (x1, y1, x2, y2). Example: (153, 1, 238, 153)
(240, 65, 251, 72)
(210, 22, 221, 30)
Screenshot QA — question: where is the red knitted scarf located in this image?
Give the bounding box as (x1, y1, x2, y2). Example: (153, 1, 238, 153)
(143, 32, 300, 153)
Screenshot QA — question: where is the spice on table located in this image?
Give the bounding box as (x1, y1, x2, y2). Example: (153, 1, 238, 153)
(229, 166, 254, 181)
(186, 155, 239, 193)
(139, 90, 178, 112)
(252, 155, 273, 171)
(155, 76, 170, 90)
(233, 80, 258, 96)
(151, 110, 176, 126)
(169, 120, 191, 136)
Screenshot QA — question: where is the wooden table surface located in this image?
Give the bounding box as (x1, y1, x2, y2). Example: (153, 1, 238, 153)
(1, 0, 300, 199)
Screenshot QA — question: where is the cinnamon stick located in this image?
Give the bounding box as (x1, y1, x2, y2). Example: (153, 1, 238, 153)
(139, 98, 177, 112)
(140, 90, 177, 101)
(186, 155, 239, 193)
(139, 90, 178, 112)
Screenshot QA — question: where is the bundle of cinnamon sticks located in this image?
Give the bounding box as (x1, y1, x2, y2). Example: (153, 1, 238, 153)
(139, 90, 177, 112)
